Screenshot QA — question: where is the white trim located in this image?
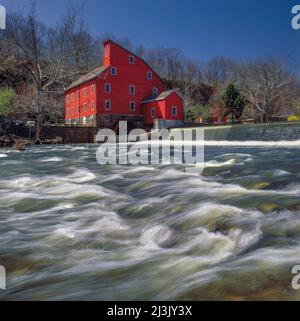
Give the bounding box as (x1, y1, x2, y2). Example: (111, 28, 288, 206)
(111, 67, 117, 76)
(129, 55, 135, 64)
(151, 108, 156, 119)
(147, 71, 153, 80)
(130, 101, 136, 111)
(105, 83, 111, 93)
(91, 101, 95, 111)
(130, 85, 135, 95)
(83, 88, 87, 97)
(105, 45, 109, 58)
(91, 85, 95, 94)
(152, 87, 158, 96)
(105, 100, 111, 110)
(171, 106, 177, 117)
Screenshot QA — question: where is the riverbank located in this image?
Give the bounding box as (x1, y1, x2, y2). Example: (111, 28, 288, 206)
(2, 122, 300, 149)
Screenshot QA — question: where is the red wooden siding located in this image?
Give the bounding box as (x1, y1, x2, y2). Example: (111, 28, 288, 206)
(143, 92, 184, 125)
(65, 39, 184, 127)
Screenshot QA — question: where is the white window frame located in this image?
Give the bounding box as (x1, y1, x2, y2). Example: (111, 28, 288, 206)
(171, 106, 177, 117)
(111, 67, 117, 76)
(147, 71, 153, 80)
(105, 83, 111, 93)
(91, 101, 94, 111)
(130, 85, 135, 95)
(130, 101, 136, 111)
(91, 85, 95, 94)
(151, 108, 156, 119)
(105, 100, 111, 110)
(129, 55, 135, 64)
(153, 87, 158, 97)
(71, 93, 74, 101)
(84, 103, 87, 112)
(83, 88, 87, 97)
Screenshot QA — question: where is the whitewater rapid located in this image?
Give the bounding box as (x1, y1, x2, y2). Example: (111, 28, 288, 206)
(0, 143, 300, 300)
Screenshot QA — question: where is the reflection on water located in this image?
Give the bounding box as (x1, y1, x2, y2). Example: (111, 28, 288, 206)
(0, 143, 300, 300)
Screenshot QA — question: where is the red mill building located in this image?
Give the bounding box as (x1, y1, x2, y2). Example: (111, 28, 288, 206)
(65, 39, 184, 129)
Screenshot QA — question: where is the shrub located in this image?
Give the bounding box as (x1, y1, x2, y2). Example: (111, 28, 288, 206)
(287, 115, 300, 122)
(0, 88, 17, 117)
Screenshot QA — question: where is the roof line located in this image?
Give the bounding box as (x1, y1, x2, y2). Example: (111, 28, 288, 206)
(141, 89, 182, 104)
(103, 38, 165, 84)
(65, 66, 109, 91)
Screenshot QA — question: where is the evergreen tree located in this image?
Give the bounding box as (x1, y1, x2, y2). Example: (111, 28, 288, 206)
(221, 84, 246, 123)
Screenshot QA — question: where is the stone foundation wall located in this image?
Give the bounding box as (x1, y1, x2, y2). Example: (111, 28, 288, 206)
(96, 114, 145, 131)
(41, 126, 97, 144)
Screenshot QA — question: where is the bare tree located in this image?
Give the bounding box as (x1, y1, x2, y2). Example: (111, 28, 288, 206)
(235, 56, 296, 122)
(204, 57, 235, 86)
(0, 2, 101, 140)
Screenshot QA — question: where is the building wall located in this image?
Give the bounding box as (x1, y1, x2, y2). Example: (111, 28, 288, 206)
(65, 40, 185, 129)
(165, 92, 184, 121)
(99, 41, 165, 117)
(65, 78, 97, 125)
(143, 92, 185, 125)
(41, 126, 97, 144)
(143, 100, 166, 125)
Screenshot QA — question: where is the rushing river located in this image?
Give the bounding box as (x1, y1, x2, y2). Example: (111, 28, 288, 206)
(1, 141, 300, 301)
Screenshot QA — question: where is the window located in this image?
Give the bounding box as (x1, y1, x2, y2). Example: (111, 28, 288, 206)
(91, 101, 94, 111)
(72, 107, 74, 116)
(91, 85, 95, 94)
(83, 88, 87, 97)
(130, 85, 135, 95)
(77, 106, 80, 114)
(111, 67, 117, 76)
(84, 103, 87, 112)
(77, 91, 80, 99)
(172, 106, 177, 117)
(71, 93, 74, 101)
(147, 71, 153, 80)
(130, 101, 136, 111)
(151, 108, 156, 119)
(105, 100, 111, 110)
(105, 83, 111, 93)
(152, 87, 158, 97)
(129, 55, 135, 64)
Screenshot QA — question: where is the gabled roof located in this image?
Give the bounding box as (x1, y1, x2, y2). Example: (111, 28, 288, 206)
(103, 39, 164, 84)
(142, 89, 182, 104)
(66, 66, 109, 91)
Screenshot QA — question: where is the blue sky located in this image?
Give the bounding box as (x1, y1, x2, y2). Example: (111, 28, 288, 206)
(1, 0, 300, 62)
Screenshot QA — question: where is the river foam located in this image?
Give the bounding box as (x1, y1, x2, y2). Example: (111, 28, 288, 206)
(1, 144, 300, 300)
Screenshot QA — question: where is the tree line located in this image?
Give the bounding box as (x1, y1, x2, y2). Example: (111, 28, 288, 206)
(0, 2, 300, 140)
